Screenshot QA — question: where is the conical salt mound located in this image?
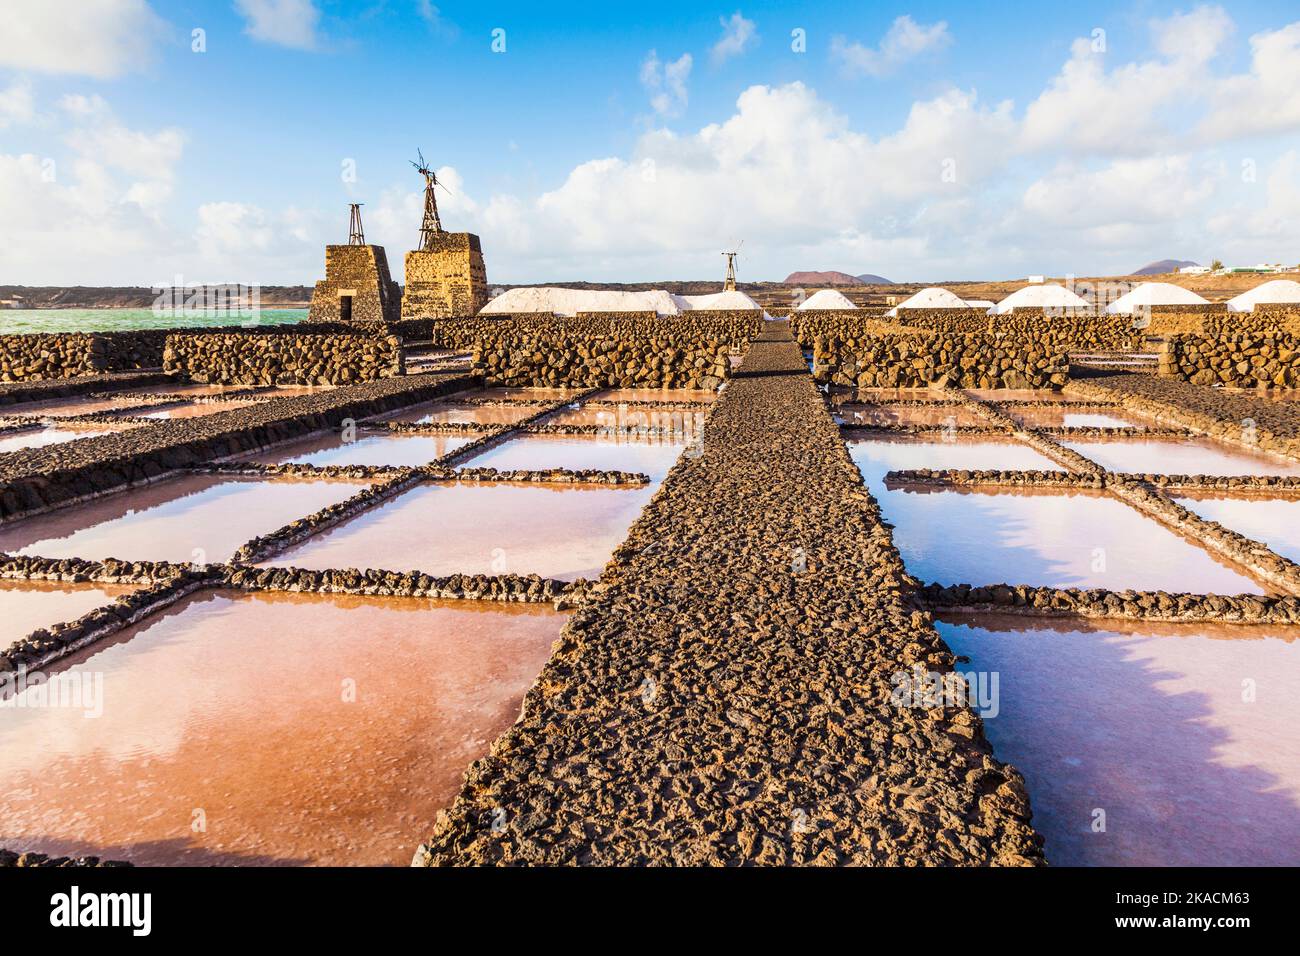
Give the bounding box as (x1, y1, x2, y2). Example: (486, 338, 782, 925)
(797, 289, 858, 310)
(1105, 282, 1209, 314)
(990, 284, 1090, 314)
(1226, 279, 1300, 312)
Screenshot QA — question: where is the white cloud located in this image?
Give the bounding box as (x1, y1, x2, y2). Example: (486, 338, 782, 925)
(415, 1, 457, 37)
(1021, 6, 1233, 155)
(640, 50, 693, 117)
(0, 78, 35, 129)
(831, 15, 951, 78)
(235, 0, 322, 51)
(0, 0, 169, 78)
(711, 12, 758, 65)
(1200, 22, 1300, 139)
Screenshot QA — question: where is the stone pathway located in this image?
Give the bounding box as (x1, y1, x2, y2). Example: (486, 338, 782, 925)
(415, 326, 1043, 865)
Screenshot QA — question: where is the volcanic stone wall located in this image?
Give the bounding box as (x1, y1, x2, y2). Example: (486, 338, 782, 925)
(416, 329, 1044, 866)
(163, 331, 402, 385)
(813, 333, 1069, 389)
(0, 331, 177, 382)
(474, 331, 731, 389)
(895, 309, 990, 333)
(402, 233, 489, 319)
(1157, 333, 1300, 388)
(431, 313, 762, 354)
(307, 244, 401, 324)
(988, 312, 1140, 351)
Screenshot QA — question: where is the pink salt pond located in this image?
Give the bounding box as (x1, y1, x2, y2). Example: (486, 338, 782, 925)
(0, 424, 127, 455)
(474, 387, 582, 401)
(373, 401, 536, 427)
(0, 475, 366, 564)
(243, 430, 472, 468)
(544, 399, 706, 431)
(463, 434, 685, 481)
(1008, 407, 1144, 429)
(0, 589, 567, 866)
(1062, 437, 1300, 476)
(6, 395, 147, 418)
(265, 480, 653, 581)
(135, 400, 259, 420)
(836, 403, 987, 427)
(937, 614, 1300, 866)
(1176, 496, 1300, 564)
(849, 439, 1265, 593)
(596, 388, 717, 403)
(0, 579, 136, 648)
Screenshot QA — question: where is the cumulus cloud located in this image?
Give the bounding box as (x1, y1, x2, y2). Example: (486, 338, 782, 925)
(235, 0, 322, 50)
(711, 12, 758, 65)
(1200, 22, 1300, 139)
(640, 50, 693, 116)
(0, 0, 169, 78)
(0, 78, 36, 129)
(831, 15, 951, 78)
(1021, 5, 1233, 154)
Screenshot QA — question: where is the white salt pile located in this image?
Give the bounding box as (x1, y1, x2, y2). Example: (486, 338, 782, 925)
(796, 289, 859, 310)
(990, 284, 1090, 314)
(480, 287, 682, 316)
(1226, 279, 1300, 312)
(1105, 282, 1209, 314)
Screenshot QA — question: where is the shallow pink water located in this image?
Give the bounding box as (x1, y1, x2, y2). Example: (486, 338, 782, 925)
(475, 387, 581, 401)
(849, 439, 1266, 593)
(136, 400, 258, 420)
(1010, 408, 1144, 429)
(373, 401, 536, 426)
(0, 425, 126, 455)
(463, 434, 685, 481)
(546, 402, 707, 434)
(1063, 437, 1300, 476)
(5, 396, 143, 418)
(266, 480, 654, 581)
(245, 431, 471, 467)
(596, 388, 717, 403)
(0, 475, 367, 564)
(0, 580, 136, 647)
(0, 589, 566, 866)
(1176, 496, 1300, 564)
(938, 614, 1300, 865)
(835, 404, 988, 427)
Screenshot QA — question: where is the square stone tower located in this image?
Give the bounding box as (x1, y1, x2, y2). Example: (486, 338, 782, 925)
(307, 244, 401, 324)
(402, 232, 488, 319)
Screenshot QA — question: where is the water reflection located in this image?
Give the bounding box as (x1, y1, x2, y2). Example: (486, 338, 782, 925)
(937, 613, 1300, 866)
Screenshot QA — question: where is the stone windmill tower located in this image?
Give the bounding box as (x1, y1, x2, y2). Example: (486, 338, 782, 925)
(722, 240, 743, 291)
(402, 149, 489, 319)
(307, 203, 400, 324)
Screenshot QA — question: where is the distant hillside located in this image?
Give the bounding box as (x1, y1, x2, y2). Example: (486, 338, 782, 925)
(856, 273, 895, 284)
(783, 271, 865, 285)
(1132, 259, 1198, 276)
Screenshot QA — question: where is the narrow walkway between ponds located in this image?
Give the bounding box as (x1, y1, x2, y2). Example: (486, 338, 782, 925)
(416, 325, 1044, 866)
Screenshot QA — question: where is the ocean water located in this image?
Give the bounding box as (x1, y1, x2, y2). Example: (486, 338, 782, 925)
(0, 308, 309, 334)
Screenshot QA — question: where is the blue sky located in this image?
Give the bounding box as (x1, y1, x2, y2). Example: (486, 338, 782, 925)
(2, 0, 1299, 285)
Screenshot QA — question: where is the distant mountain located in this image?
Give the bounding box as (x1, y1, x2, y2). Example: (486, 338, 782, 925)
(1132, 259, 1199, 276)
(783, 270, 864, 285)
(855, 273, 895, 284)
